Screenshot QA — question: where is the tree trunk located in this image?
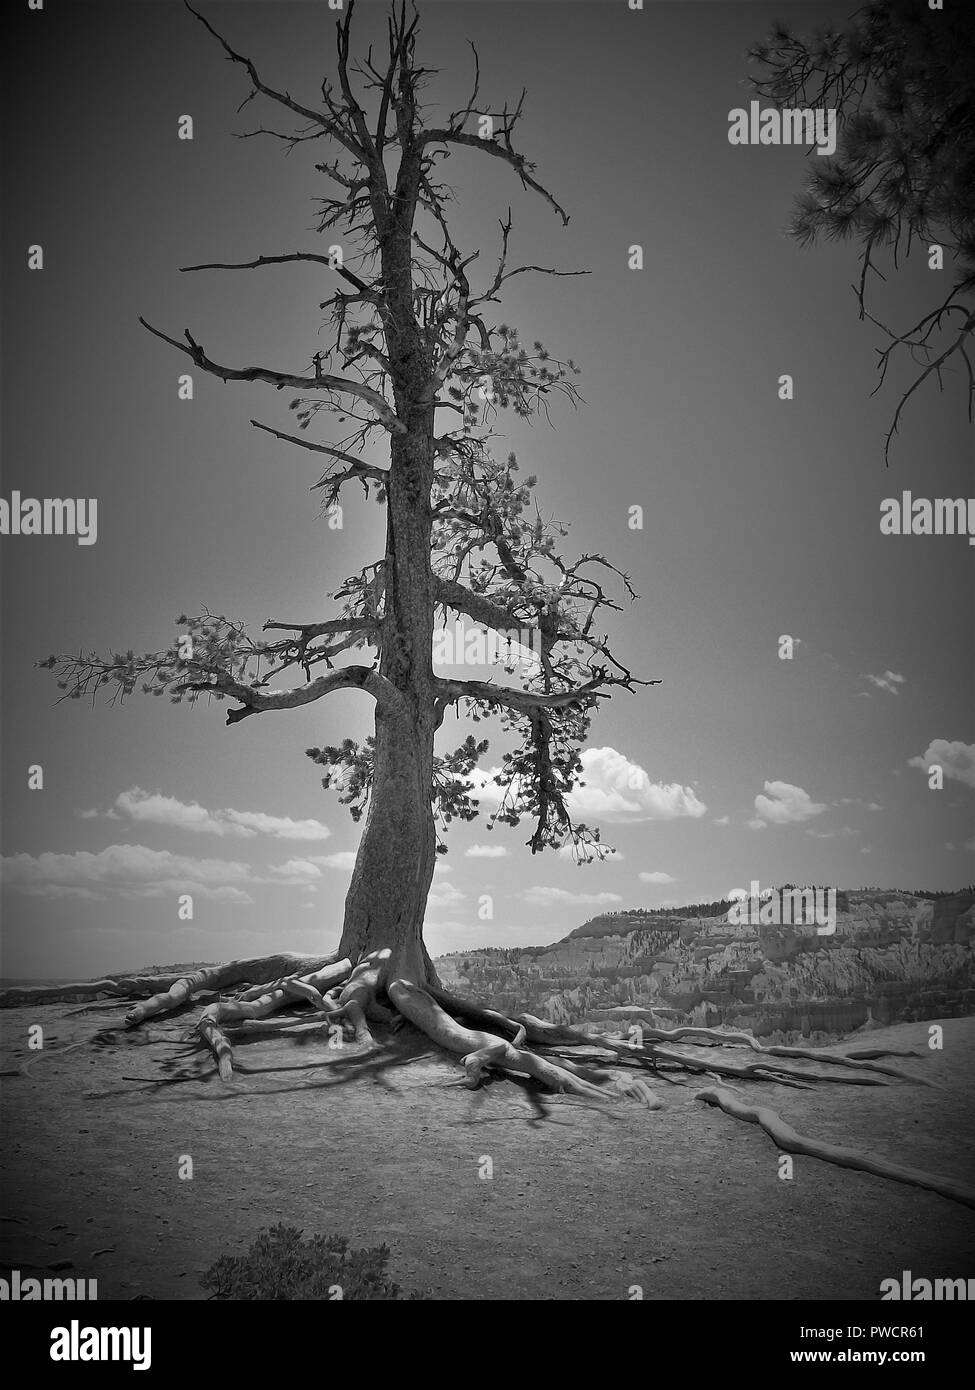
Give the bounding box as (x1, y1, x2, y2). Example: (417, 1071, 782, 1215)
(337, 697, 438, 986)
(336, 387, 439, 988)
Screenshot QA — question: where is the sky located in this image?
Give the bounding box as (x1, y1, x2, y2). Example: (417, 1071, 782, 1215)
(1, 0, 973, 979)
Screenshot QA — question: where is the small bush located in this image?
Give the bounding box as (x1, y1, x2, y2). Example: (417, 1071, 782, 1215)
(200, 1223, 422, 1300)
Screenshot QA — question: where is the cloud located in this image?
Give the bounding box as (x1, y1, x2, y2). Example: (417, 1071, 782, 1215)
(522, 886, 623, 908)
(638, 871, 676, 884)
(470, 749, 705, 823)
(569, 749, 707, 822)
(315, 851, 358, 870)
(863, 670, 905, 696)
(97, 787, 332, 841)
(268, 850, 361, 883)
(1, 844, 256, 903)
(807, 825, 858, 840)
(465, 844, 510, 859)
(713, 815, 730, 826)
(269, 858, 326, 883)
(908, 740, 975, 790)
(750, 781, 827, 827)
(427, 881, 465, 909)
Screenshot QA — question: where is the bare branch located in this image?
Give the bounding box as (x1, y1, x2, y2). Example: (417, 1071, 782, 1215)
(183, 1, 366, 160)
(138, 318, 405, 433)
(180, 251, 377, 298)
(420, 128, 570, 226)
(250, 419, 388, 494)
(186, 664, 400, 723)
(434, 669, 658, 716)
(433, 577, 530, 640)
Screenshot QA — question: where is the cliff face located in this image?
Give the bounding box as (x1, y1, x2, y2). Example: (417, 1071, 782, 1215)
(435, 891, 975, 1043)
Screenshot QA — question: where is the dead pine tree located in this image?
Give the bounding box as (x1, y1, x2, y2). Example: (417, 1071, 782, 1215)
(10, 0, 975, 1211)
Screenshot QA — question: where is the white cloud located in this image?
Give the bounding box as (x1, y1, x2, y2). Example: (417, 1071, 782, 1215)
(470, 748, 705, 823)
(465, 844, 510, 858)
(908, 740, 975, 790)
(750, 780, 827, 826)
(1, 844, 256, 903)
(638, 871, 676, 884)
(713, 815, 730, 826)
(269, 858, 325, 883)
(101, 787, 332, 841)
(863, 670, 905, 696)
(315, 851, 358, 870)
(268, 850, 362, 883)
(427, 881, 465, 909)
(569, 748, 707, 822)
(221, 808, 332, 840)
(522, 886, 623, 908)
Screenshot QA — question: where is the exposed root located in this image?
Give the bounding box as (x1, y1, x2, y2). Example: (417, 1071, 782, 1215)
(390, 980, 663, 1109)
(126, 955, 348, 1028)
(193, 960, 355, 1079)
(334, 953, 389, 1047)
(0, 953, 341, 1013)
(6, 946, 961, 1211)
(696, 1086, 975, 1210)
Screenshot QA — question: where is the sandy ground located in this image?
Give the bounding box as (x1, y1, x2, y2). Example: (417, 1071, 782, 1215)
(1, 1004, 974, 1300)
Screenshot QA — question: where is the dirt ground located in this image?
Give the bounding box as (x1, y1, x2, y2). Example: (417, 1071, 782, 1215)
(1, 1004, 973, 1300)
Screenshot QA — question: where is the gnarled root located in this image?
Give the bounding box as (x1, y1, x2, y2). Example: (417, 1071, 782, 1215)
(0, 953, 341, 1014)
(696, 1085, 975, 1210)
(193, 959, 354, 1079)
(126, 954, 347, 1028)
(8, 943, 970, 1210)
(390, 980, 662, 1109)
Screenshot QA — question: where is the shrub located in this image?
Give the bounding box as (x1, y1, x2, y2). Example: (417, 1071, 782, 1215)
(200, 1223, 422, 1300)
